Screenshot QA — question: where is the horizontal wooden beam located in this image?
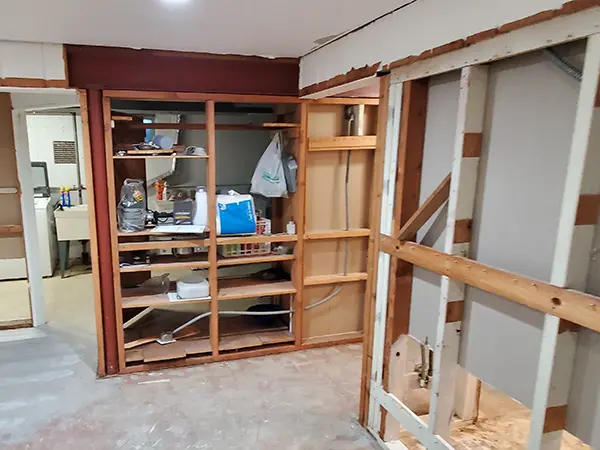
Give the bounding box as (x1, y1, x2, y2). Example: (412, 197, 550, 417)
(308, 136, 377, 151)
(304, 228, 370, 240)
(127, 122, 299, 131)
(304, 272, 368, 286)
(397, 173, 451, 240)
(380, 236, 600, 333)
(0, 225, 24, 235)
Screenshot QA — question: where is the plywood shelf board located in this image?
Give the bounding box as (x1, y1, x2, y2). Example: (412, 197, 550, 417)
(118, 239, 209, 252)
(304, 229, 370, 240)
(216, 253, 295, 267)
(308, 135, 377, 151)
(127, 122, 299, 131)
(121, 292, 211, 309)
(118, 229, 209, 237)
(119, 254, 209, 273)
(216, 233, 297, 245)
(218, 278, 296, 301)
(113, 155, 209, 160)
(304, 272, 368, 286)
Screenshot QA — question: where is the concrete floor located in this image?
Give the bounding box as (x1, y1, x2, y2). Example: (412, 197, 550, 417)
(0, 328, 377, 450)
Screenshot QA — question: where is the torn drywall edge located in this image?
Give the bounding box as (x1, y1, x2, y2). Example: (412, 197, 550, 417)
(299, 0, 597, 95)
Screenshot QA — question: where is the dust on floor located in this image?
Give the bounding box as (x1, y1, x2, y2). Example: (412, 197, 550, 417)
(0, 334, 378, 450)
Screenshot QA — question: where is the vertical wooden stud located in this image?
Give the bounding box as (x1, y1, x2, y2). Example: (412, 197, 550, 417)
(381, 77, 428, 440)
(85, 90, 118, 375)
(206, 100, 219, 357)
(102, 95, 126, 371)
(528, 34, 600, 450)
(294, 103, 308, 346)
(360, 74, 391, 425)
(368, 81, 404, 432)
(429, 65, 488, 438)
(78, 90, 106, 376)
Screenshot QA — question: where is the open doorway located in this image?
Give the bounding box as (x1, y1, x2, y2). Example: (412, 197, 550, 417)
(0, 89, 97, 369)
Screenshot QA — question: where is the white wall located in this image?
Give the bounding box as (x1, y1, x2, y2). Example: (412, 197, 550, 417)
(300, 0, 565, 89)
(26, 114, 85, 199)
(0, 41, 66, 81)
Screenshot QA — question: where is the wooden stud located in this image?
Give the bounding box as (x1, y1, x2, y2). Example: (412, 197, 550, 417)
(381, 77, 429, 440)
(102, 95, 127, 372)
(206, 100, 219, 357)
(574, 193, 600, 225)
(104, 90, 301, 104)
(380, 238, 600, 333)
(308, 136, 377, 151)
(359, 74, 391, 426)
(79, 90, 106, 377)
(367, 79, 403, 432)
(293, 103, 308, 347)
(529, 33, 600, 450)
(304, 229, 370, 240)
(429, 65, 488, 437)
(397, 173, 451, 241)
(87, 90, 119, 375)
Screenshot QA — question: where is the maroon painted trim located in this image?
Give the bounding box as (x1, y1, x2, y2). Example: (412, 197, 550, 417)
(86, 89, 119, 375)
(66, 45, 299, 96)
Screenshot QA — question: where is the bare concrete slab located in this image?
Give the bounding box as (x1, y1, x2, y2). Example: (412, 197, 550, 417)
(0, 328, 377, 450)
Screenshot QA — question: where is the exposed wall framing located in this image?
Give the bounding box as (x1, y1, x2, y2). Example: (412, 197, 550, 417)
(361, 10, 600, 450)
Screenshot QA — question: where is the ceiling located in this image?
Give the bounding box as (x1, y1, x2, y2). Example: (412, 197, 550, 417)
(0, 0, 403, 58)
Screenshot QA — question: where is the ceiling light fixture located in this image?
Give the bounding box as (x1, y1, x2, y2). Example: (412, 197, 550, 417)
(159, 0, 191, 5)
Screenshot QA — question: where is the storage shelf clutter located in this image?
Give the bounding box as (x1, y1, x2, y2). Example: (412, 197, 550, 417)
(102, 93, 378, 373)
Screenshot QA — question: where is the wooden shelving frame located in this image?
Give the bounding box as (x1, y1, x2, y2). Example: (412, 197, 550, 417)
(97, 90, 378, 374)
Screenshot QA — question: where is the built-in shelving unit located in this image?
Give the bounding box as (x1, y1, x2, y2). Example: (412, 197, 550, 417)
(101, 92, 377, 373)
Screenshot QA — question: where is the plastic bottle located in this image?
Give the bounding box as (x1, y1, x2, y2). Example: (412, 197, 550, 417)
(286, 220, 296, 235)
(65, 187, 71, 207)
(60, 187, 65, 206)
(193, 186, 208, 227)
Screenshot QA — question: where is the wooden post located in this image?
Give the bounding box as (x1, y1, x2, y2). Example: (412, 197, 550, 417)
(381, 77, 428, 440)
(206, 100, 219, 356)
(86, 90, 119, 375)
(102, 95, 127, 371)
(293, 102, 308, 346)
(429, 65, 488, 438)
(78, 90, 106, 376)
(368, 80, 404, 432)
(528, 33, 600, 450)
(360, 74, 391, 425)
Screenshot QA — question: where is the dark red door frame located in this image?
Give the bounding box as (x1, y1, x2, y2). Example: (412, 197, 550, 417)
(85, 89, 119, 375)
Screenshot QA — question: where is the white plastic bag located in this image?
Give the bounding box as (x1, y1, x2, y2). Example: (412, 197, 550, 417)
(250, 133, 288, 197)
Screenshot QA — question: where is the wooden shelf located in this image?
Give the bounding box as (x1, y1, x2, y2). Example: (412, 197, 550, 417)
(120, 254, 209, 273)
(121, 291, 210, 309)
(219, 329, 294, 351)
(113, 154, 208, 160)
(217, 253, 295, 267)
(308, 136, 377, 152)
(304, 228, 370, 240)
(0, 224, 23, 235)
(118, 229, 209, 238)
(118, 239, 209, 252)
(216, 233, 297, 245)
(128, 122, 299, 131)
(304, 272, 368, 286)
(218, 278, 296, 301)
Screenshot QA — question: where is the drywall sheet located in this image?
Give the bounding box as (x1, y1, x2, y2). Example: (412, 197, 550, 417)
(459, 51, 579, 408)
(408, 71, 460, 346)
(300, 0, 563, 88)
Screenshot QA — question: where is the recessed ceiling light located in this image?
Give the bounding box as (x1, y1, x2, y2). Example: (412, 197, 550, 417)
(159, 0, 191, 5)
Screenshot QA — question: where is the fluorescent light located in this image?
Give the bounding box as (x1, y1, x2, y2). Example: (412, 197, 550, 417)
(160, 0, 191, 4)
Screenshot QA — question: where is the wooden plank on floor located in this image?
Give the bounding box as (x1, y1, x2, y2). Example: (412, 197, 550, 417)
(142, 342, 187, 363)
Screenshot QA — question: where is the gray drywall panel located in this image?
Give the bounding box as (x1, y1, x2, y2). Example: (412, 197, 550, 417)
(566, 328, 600, 445)
(173, 113, 275, 190)
(459, 51, 579, 408)
(409, 71, 460, 346)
